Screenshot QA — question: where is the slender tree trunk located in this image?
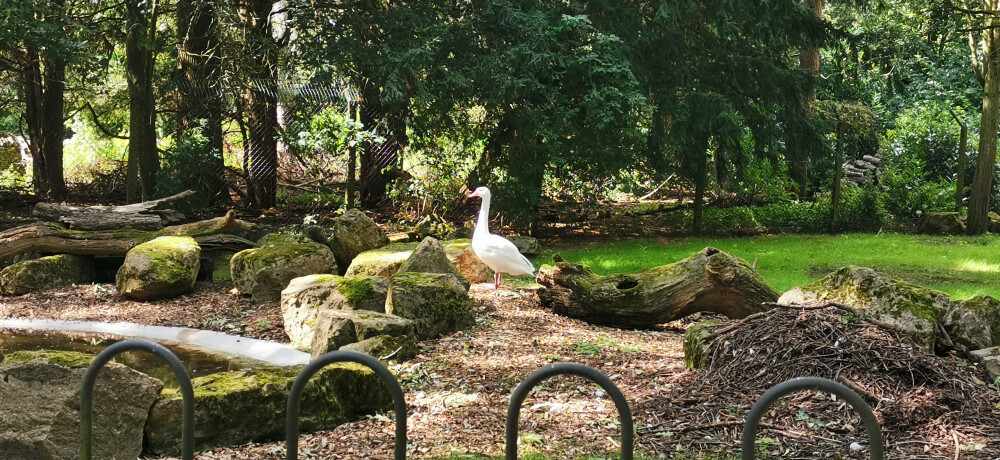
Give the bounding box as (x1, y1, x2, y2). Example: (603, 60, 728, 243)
(358, 84, 404, 207)
(949, 110, 968, 211)
(968, 24, 1000, 235)
(126, 0, 159, 202)
(22, 48, 47, 197)
(831, 120, 844, 229)
(691, 134, 710, 236)
(789, 0, 824, 196)
(239, 0, 278, 209)
(177, 0, 230, 205)
(345, 103, 358, 209)
(21, 42, 67, 200)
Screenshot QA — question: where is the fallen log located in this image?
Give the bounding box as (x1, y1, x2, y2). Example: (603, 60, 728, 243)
(536, 247, 779, 328)
(31, 190, 195, 230)
(0, 210, 253, 261)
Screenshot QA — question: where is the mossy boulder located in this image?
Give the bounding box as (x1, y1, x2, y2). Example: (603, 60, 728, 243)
(682, 320, 721, 369)
(230, 233, 337, 303)
(281, 274, 389, 350)
(347, 239, 490, 284)
(0, 254, 96, 295)
(397, 237, 470, 290)
(311, 309, 416, 360)
(778, 266, 952, 352)
(386, 272, 475, 340)
(328, 208, 390, 274)
(339, 334, 419, 363)
(0, 350, 162, 460)
(919, 211, 966, 235)
(946, 295, 1000, 350)
(990, 211, 1000, 234)
(413, 214, 454, 240)
(117, 236, 201, 300)
(145, 362, 392, 455)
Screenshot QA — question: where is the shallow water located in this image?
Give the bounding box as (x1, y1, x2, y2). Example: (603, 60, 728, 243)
(0, 328, 269, 388)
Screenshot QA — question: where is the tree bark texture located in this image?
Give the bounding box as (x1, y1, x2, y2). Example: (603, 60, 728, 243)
(176, 0, 230, 206)
(21, 44, 67, 200)
(126, 0, 159, 202)
(0, 211, 252, 261)
(359, 84, 404, 207)
(536, 247, 779, 329)
(968, 21, 1000, 235)
(241, 0, 279, 209)
(31, 190, 195, 230)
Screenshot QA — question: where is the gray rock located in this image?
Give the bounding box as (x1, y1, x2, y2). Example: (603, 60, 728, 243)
(386, 272, 474, 340)
(311, 309, 416, 360)
(778, 266, 951, 352)
(946, 295, 1000, 350)
(328, 209, 390, 274)
(413, 214, 454, 240)
(145, 364, 391, 455)
(116, 236, 201, 300)
(339, 334, 419, 363)
(971, 347, 1000, 382)
(919, 211, 966, 235)
(302, 224, 329, 245)
(397, 237, 470, 290)
(506, 235, 541, 257)
(0, 254, 95, 295)
(281, 274, 389, 350)
(0, 350, 162, 460)
(230, 233, 337, 303)
(347, 239, 490, 285)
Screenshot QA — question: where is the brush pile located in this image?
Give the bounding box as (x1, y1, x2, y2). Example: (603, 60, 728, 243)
(638, 304, 1000, 458)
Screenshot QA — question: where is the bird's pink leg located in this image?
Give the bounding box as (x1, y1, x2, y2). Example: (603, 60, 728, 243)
(494, 272, 502, 289)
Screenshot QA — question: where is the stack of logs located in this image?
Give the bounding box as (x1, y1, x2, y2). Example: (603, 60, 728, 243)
(0, 190, 255, 265)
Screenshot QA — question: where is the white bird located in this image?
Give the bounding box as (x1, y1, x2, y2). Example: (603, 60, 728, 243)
(467, 186, 535, 289)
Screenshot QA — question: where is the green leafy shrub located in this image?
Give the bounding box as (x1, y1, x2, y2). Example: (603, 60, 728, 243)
(156, 129, 218, 211)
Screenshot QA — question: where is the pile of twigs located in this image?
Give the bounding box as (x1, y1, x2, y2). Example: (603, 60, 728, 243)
(638, 304, 1000, 459)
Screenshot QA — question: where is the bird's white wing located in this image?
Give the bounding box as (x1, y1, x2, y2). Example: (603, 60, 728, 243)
(476, 234, 535, 275)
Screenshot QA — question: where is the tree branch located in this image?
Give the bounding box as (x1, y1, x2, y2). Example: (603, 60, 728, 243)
(83, 102, 129, 140)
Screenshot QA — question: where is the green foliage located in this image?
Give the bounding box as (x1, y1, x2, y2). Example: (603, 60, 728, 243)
(881, 150, 957, 219)
(156, 128, 218, 211)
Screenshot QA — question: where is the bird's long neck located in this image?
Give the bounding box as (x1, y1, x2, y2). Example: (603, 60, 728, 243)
(475, 195, 491, 237)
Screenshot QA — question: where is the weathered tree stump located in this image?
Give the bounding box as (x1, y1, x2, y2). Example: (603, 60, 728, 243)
(536, 247, 779, 328)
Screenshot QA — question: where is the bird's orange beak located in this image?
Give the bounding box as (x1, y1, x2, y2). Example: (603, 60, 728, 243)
(468, 191, 479, 199)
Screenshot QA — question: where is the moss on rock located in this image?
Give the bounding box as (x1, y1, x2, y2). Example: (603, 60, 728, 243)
(0, 254, 96, 295)
(1, 349, 95, 368)
(146, 362, 391, 455)
(682, 320, 720, 369)
(386, 272, 474, 340)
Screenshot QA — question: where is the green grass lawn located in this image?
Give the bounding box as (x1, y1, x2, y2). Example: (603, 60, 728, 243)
(537, 233, 1000, 300)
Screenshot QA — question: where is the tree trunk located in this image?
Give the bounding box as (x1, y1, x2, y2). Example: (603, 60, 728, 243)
(968, 24, 1000, 235)
(788, 0, 824, 196)
(32, 190, 195, 230)
(950, 110, 968, 211)
(536, 248, 779, 328)
(21, 44, 67, 200)
(691, 134, 709, 236)
(831, 119, 844, 228)
(346, 104, 358, 209)
(0, 211, 253, 261)
(177, 0, 230, 206)
(126, 0, 159, 202)
(242, 0, 278, 209)
(359, 84, 402, 207)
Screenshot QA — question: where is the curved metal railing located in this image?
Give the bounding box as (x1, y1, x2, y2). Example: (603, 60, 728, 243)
(741, 376, 884, 460)
(505, 362, 634, 460)
(79, 339, 195, 460)
(285, 350, 408, 460)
